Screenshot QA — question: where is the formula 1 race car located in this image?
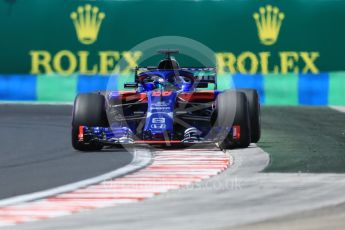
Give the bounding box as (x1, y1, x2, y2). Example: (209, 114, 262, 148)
(72, 50, 260, 151)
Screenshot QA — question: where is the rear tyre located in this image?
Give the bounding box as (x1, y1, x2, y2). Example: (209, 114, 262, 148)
(215, 91, 251, 149)
(236, 89, 261, 143)
(72, 93, 108, 151)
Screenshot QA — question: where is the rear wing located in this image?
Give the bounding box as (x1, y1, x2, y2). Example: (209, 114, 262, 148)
(134, 67, 217, 89)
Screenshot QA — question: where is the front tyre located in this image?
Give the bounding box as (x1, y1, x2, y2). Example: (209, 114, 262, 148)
(216, 91, 251, 149)
(72, 93, 108, 151)
(236, 89, 261, 143)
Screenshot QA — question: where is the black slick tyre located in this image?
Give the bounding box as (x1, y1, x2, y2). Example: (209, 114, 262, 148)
(72, 93, 108, 151)
(216, 91, 251, 149)
(236, 89, 261, 143)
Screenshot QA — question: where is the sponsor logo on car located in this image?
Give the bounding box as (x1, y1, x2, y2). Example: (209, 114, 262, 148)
(152, 118, 165, 123)
(152, 101, 169, 107)
(151, 124, 166, 129)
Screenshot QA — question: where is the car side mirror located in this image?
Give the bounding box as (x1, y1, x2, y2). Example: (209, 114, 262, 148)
(124, 82, 138, 88)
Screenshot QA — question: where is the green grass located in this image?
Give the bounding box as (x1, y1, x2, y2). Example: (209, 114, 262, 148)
(259, 106, 345, 173)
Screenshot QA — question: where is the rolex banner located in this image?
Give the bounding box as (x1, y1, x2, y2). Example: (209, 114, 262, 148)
(0, 0, 344, 105)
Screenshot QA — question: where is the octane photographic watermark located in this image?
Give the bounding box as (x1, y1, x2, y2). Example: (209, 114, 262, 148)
(100, 176, 242, 192)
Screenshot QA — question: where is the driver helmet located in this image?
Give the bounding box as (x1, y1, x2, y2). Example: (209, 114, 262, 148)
(158, 57, 180, 70)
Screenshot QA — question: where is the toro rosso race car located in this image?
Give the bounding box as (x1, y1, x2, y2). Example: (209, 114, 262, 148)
(72, 50, 260, 151)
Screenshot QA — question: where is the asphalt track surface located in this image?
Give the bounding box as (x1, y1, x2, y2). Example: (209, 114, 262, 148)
(1, 105, 345, 230)
(7, 144, 345, 230)
(0, 104, 133, 200)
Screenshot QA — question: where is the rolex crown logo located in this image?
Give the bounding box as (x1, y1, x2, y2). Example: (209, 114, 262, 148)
(253, 5, 285, 46)
(70, 4, 105, 45)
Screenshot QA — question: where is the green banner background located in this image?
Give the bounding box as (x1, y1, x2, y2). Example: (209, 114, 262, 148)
(0, 0, 345, 74)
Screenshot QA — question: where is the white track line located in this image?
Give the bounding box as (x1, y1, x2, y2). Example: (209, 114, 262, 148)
(3, 145, 345, 230)
(330, 106, 345, 113)
(0, 148, 152, 207)
(0, 147, 230, 227)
